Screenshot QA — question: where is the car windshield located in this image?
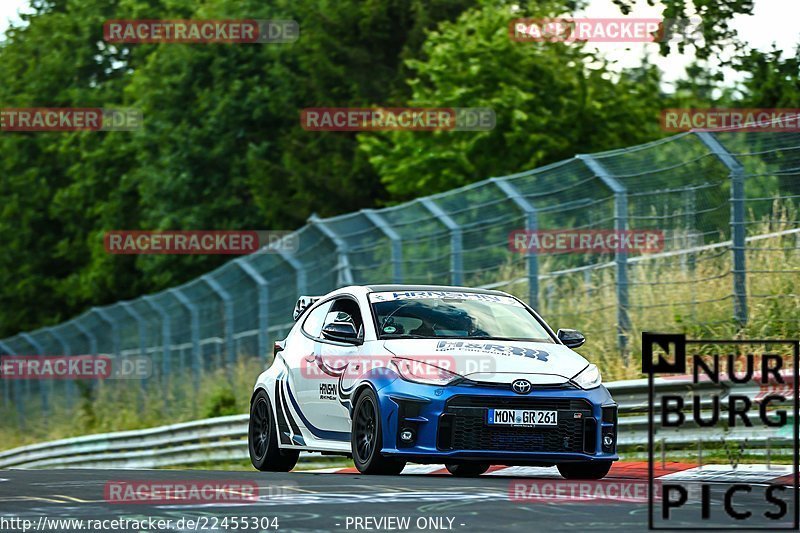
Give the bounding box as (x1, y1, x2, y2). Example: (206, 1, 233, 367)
(368, 291, 555, 342)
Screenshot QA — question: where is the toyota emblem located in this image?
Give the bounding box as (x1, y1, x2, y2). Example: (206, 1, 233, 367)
(511, 379, 532, 395)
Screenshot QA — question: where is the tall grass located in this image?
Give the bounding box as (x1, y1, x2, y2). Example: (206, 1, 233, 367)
(0, 357, 264, 450)
(500, 203, 800, 380)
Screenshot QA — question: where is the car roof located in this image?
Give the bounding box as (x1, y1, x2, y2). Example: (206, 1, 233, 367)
(364, 284, 510, 297)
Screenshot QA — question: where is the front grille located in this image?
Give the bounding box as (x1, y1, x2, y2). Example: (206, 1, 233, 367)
(438, 395, 595, 453)
(447, 396, 591, 411)
(463, 380, 577, 392)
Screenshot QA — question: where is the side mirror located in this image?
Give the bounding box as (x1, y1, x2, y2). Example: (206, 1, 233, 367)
(322, 321, 361, 344)
(557, 328, 585, 349)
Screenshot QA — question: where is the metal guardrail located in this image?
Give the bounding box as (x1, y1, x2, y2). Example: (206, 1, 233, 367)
(0, 378, 791, 469)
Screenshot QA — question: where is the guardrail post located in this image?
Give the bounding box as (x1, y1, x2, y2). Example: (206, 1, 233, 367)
(277, 250, 307, 297)
(20, 332, 48, 411)
(491, 177, 540, 309)
(170, 288, 201, 393)
(142, 295, 171, 378)
(47, 326, 74, 407)
(420, 197, 463, 285)
(362, 209, 403, 283)
(309, 214, 354, 286)
(695, 131, 748, 326)
(578, 154, 630, 359)
(202, 275, 236, 381)
(234, 258, 270, 360)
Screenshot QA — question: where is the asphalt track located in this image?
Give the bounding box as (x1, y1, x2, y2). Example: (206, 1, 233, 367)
(0, 463, 795, 532)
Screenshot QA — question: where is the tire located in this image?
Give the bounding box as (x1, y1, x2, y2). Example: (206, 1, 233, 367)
(351, 388, 406, 475)
(445, 463, 490, 477)
(557, 461, 613, 480)
(248, 389, 300, 472)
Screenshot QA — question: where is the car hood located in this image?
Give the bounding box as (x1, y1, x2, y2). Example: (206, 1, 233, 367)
(382, 338, 590, 385)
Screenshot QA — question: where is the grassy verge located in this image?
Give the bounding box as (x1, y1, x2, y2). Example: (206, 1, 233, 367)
(0, 357, 263, 450)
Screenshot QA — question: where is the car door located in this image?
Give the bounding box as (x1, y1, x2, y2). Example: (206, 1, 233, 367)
(317, 297, 366, 433)
(285, 299, 335, 434)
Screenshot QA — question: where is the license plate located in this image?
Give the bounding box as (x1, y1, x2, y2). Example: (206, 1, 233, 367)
(487, 409, 557, 427)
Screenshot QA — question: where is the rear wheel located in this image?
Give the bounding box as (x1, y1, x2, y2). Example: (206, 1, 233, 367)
(248, 389, 299, 472)
(557, 461, 613, 480)
(445, 463, 490, 477)
(351, 388, 406, 475)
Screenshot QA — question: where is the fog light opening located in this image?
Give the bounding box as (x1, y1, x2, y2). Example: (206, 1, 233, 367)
(400, 428, 415, 443)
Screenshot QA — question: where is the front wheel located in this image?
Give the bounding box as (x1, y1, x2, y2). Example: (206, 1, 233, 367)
(557, 461, 613, 480)
(351, 388, 406, 475)
(248, 389, 299, 472)
(446, 463, 490, 477)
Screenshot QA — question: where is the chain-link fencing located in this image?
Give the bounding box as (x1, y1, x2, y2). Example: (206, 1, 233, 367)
(1, 127, 798, 427)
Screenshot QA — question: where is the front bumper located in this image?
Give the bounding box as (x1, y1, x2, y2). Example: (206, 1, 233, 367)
(375, 378, 618, 465)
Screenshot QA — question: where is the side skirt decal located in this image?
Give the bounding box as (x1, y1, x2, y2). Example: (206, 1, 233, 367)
(273, 379, 292, 445)
(284, 380, 350, 442)
(279, 378, 306, 446)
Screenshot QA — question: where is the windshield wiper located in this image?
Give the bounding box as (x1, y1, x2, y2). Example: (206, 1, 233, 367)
(458, 336, 546, 342)
(460, 335, 517, 341)
(381, 334, 431, 339)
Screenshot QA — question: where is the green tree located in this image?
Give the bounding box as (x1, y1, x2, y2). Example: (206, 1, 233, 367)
(359, 3, 666, 199)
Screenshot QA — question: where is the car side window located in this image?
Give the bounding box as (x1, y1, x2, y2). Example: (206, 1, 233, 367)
(301, 301, 332, 338)
(322, 298, 364, 338)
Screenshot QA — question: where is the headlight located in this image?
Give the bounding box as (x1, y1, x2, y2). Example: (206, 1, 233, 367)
(572, 363, 601, 389)
(391, 358, 461, 386)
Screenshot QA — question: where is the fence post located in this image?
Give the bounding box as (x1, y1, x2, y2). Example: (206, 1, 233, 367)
(120, 302, 149, 398)
(20, 333, 47, 411)
(684, 187, 697, 267)
(46, 326, 74, 407)
(578, 154, 630, 359)
(142, 295, 171, 378)
(309, 214, 354, 286)
(234, 258, 270, 361)
(74, 318, 98, 354)
(695, 131, 748, 326)
(0, 340, 19, 416)
(202, 275, 236, 374)
(169, 288, 201, 392)
(92, 308, 119, 356)
(491, 177, 539, 309)
(73, 318, 101, 399)
(362, 209, 403, 283)
(420, 197, 463, 285)
(277, 249, 307, 296)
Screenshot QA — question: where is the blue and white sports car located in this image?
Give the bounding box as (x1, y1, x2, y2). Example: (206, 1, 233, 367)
(248, 285, 618, 478)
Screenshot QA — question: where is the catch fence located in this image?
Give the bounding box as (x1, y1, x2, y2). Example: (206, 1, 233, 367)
(1, 127, 799, 425)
